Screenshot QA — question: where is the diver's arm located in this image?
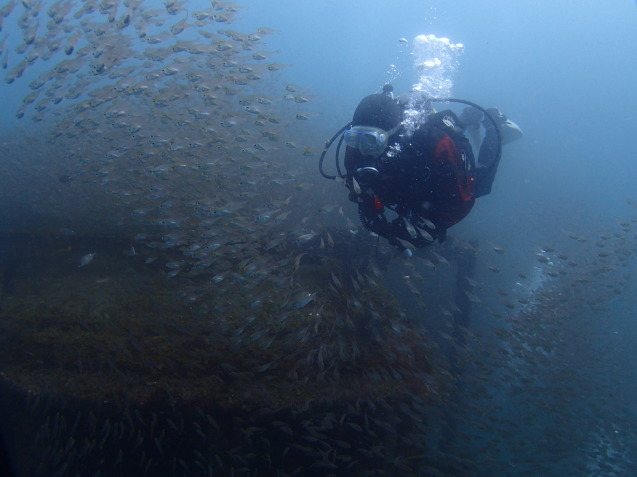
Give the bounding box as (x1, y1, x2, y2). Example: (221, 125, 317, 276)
(473, 121, 500, 198)
(474, 109, 523, 198)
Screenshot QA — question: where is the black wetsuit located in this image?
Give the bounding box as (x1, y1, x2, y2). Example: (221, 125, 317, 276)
(345, 107, 500, 248)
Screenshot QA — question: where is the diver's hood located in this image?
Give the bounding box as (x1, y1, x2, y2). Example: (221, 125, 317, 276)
(352, 94, 402, 131)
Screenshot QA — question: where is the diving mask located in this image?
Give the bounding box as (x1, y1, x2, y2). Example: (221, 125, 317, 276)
(343, 124, 401, 158)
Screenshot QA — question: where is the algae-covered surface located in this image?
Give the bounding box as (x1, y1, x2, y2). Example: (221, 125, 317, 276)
(0, 232, 436, 410)
(0, 231, 448, 476)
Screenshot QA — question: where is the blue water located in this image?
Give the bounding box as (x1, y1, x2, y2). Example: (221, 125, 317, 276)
(1, 0, 637, 475)
(235, 0, 637, 276)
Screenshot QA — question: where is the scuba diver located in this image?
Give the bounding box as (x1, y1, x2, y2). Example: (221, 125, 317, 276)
(319, 84, 522, 250)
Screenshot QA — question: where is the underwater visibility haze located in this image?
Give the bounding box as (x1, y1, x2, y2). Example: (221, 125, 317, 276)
(0, 0, 636, 476)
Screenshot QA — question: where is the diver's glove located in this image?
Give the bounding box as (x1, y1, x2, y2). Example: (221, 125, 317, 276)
(483, 108, 523, 145)
(483, 108, 507, 128)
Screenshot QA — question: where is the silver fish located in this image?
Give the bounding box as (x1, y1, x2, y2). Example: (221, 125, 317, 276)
(78, 252, 96, 268)
(403, 217, 418, 239)
(394, 237, 416, 251)
(352, 176, 362, 195)
(291, 291, 315, 309)
(296, 233, 317, 244)
(417, 215, 436, 230)
(415, 226, 434, 242)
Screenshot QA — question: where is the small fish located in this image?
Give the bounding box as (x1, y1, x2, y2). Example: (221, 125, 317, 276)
(291, 291, 315, 309)
(415, 226, 434, 242)
(417, 215, 436, 230)
(78, 252, 96, 268)
(394, 237, 416, 251)
(166, 260, 186, 269)
(318, 205, 336, 214)
(563, 230, 587, 242)
(352, 176, 362, 195)
(403, 217, 418, 239)
(346, 217, 359, 234)
(419, 258, 436, 269)
(465, 276, 481, 288)
(296, 233, 317, 244)
(170, 14, 188, 35)
(64, 31, 81, 55)
(273, 211, 291, 223)
(255, 213, 271, 224)
(330, 272, 342, 289)
(293, 253, 307, 272)
(464, 290, 482, 304)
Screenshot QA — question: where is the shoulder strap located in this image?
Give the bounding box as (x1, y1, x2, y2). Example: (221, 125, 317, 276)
(424, 110, 476, 175)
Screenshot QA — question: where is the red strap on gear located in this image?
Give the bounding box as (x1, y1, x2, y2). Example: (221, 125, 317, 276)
(373, 197, 383, 211)
(435, 134, 474, 202)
